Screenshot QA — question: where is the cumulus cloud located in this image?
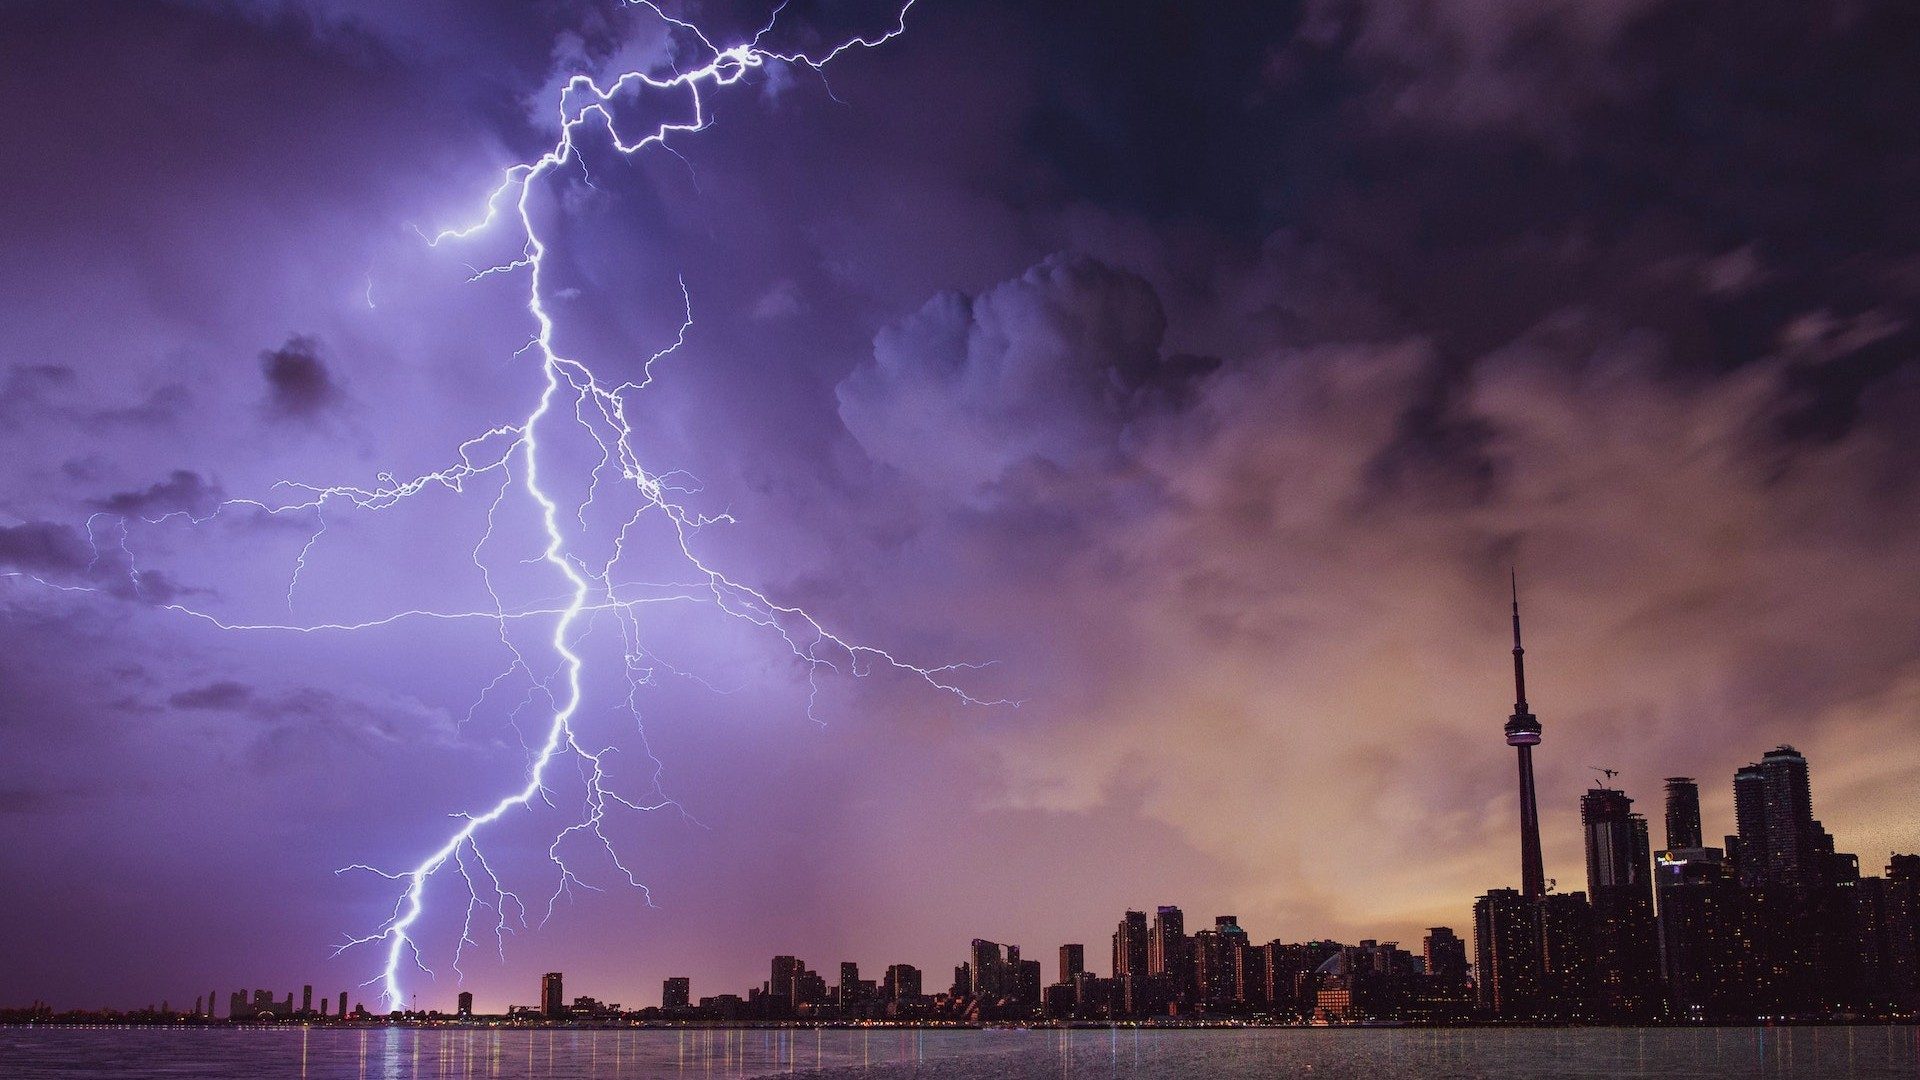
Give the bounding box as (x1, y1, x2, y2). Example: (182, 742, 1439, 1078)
(837, 254, 1205, 497)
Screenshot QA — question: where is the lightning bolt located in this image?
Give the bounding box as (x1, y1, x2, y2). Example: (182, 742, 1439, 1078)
(9, 0, 1014, 1011)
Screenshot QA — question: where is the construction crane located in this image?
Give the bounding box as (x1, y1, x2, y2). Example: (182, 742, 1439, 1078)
(1588, 765, 1620, 785)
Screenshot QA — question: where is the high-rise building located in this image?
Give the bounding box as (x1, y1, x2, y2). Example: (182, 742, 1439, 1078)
(662, 978, 690, 1011)
(339, 991, 348, 1019)
(770, 956, 803, 1011)
(839, 962, 863, 1007)
(1112, 911, 1149, 979)
(1149, 906, 1191, 1006)
(540, 973, 564, 1019)
(1664, 777, 1703, 850)
(302, 985, 313, 1014)
(1535, 892, 1597, 1021)
(969, 940, 1011, 1001)
(456, 991, 473, 1017)
(1421, 927, 1468, 985)
(1582, 786, 1659, 1018)
(1733, 746, 1841, 889)
(1015, 958, 1043, 1014)
(1473, 888, 1540, 1019)
(1504, 574, 1546, 900)
(883, 964, 922, 1001)
(1058, 944, 1085, 984)
(1232, 940, 1268, 1006)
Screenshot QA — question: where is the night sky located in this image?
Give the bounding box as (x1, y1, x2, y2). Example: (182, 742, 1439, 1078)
(4, 0, 1920, 1013)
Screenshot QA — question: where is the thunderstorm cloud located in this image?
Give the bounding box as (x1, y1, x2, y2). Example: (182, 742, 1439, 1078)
(1, 0, 1918, 1013)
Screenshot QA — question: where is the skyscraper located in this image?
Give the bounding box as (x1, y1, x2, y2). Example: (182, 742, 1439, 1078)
(339, 991, 348, 1019)
(1582, 785, 1659, 1018)
(769, 956, 806, 1014)
(1421, 927, 1468, 985)
(1473, 888, 1540, 1018)
(969, 939, 1010, 1000)
(1149, 905, 1191, 1006)
(883, 964, 922, 1001)
(1505, 574, 1546, 899)
(1058, 944, 1085, 984)
(1733, 745, 1842, 888)
(540, 972, 564, 1019)
(301, 985, 313, 1014)
(662, 978, 690, 1011)
(1664, 777, 1703, 850)
(1112, 911, 1148, 979)
(456, 991, 473, 1017)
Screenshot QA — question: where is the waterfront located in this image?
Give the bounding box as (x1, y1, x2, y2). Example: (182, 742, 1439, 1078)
(1, 1025, 1916, 1079)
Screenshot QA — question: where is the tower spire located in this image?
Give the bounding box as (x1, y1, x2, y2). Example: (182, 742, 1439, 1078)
(1504, 569, 1545, 899)
(1511, 568, 1528, 713)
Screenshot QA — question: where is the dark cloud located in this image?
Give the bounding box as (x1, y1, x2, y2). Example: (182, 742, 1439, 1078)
(259, 335, 344, 420)
(88, 470, 224, 520)
(836, 254, 1197, 497)
(0, 521, 93, 576)
(5, 0, 1920, 1016)
(167, 680, 255, 711)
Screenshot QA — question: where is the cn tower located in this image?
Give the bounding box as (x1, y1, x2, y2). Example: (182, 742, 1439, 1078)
(1505, 571, 1546, 899)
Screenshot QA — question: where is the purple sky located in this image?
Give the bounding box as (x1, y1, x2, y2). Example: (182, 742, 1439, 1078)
(4, 0, 1920, 1014)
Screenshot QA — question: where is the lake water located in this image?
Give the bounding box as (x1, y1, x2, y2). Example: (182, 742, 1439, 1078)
(0, 1025, 1915, 1079)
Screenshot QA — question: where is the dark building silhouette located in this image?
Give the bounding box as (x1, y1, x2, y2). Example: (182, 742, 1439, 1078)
(1733, 746, 1842, 890)
(339, 991, 348, 1018)
(456, 991, 473, 1017)
(1111, 910, 1150, 1013)
(540, 973, 564, 1019)
(1058, 944, 1084, 984)
(1112, 911, 1148, 979)
(883, 964, 921, 1001)
(1583, 785, 1659, 1018)
(1535, 892, 1597, 1020)
(662, 978, 690, 1011)
(839, 962, 865, 1007)
(769, 955, 803, 1015)
(1149, 906, 1191, 1010)
(1474, 888, 1540, 1018)
(1664, 777, 1703, 850)
(1232, 939, 1268, 1008)
(1505, 574, 1547, 900)
(1261, 941, 1334, 1020)
(1421, 927, 1468, 986)
(1015, 956, 1042, 1014)
(968, 940, 1009, 1002)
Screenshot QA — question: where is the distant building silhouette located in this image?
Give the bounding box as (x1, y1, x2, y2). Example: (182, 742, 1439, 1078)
(456, 991, 473, 1017)
(1582, 785, 1659, 1018)
(1664, 777, 1703, 850)
(882, 964, 921, 1001)
(540, 973, 564, 1019)
(1421, 927, 1468, 986)
(662, 978, 690, 1011)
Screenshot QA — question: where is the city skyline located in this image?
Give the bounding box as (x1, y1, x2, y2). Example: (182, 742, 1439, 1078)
(23, 740, 1907, 1023)
(6, 0, 1920, 1019)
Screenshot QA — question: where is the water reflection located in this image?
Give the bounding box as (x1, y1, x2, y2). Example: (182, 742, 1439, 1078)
(1, 1025, 1917, 1078)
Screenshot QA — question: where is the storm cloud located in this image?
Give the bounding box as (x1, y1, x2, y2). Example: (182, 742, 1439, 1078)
(1, 0, 1917, 1015)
